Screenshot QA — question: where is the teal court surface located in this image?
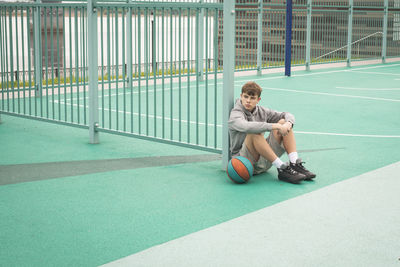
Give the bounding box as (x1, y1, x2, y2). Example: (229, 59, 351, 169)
(1, 63, 400, 266)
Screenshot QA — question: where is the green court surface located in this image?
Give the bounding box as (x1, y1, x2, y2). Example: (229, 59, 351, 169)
(1, 63, 400, 266)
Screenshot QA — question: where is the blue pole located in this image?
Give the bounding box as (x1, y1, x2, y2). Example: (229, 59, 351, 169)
(285, 0, 292, 76)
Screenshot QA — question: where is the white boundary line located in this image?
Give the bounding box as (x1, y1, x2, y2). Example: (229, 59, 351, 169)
(262, 87, 400, 102)
(52, 100, 221, 128)
(336, 86, 400, 91)
(295, 131, 400, 138)
(246, 63, 400, 82)
(50, 100, 400, 138)
(349, 70, 400, 76)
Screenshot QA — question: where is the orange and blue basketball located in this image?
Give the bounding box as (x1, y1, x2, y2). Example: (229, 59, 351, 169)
(226, 156, 254, 184)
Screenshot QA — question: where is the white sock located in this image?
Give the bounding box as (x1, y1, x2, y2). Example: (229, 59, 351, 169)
(272, 158, 284, 169)
(288, 152, 298, 164)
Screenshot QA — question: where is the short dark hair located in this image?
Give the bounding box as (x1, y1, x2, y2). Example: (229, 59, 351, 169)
(242, 81, 262, 97)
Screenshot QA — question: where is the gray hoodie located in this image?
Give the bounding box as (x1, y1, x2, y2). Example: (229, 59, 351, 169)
(228, 98, 295, 156)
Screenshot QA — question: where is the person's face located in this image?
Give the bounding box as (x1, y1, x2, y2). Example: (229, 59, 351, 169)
(240, 92, 260, 112)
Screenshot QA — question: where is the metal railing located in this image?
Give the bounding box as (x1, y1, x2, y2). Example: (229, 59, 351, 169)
(1, 0, 399, 155)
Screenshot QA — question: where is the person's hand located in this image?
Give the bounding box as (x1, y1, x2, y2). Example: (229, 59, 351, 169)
(278, 123, 291, 136)
(284, 121, 293, 130)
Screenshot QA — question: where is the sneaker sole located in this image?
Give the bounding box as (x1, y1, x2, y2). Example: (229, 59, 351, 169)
(278, 175, 304, 184)
(304, 174, 316, 181)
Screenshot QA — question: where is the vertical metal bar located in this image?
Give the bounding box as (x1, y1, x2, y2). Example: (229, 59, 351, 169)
(153, 8, 156, 137)
(115, 7, 119, 130)
(27, 7, 32, 115)
(205, 8, 209, 147)
(222, 0, 235, 169)
(82, 6, 87, 125)
(347, 0, 353, 67)
(169, 7, 173, 139)
(285, 0, 293, 76)
(196, 7, 199, 144)
(44, 7, 49, 117)
(63, 7, 67, 121)
(15, 7, 21, 114)
(74, 7, 79, 123)
(145, 8, 148, 135)
(9, 7, 15, 113)
(214, 7, 218, 149)
(34, 1, 42, 114)
(382, 0, 389, 63)
(305, 0, 312, 70)
(56, 7, 61, 120)
(88, 0, 99, 143)
(122, 7, 126, 132)
(100, 6, 104, 127)
(70, 8, 74, 120)
(257, 0, 263, 75)
(161, 7, 165, 138)
(21, 7, 29, 111)
(127, 3, 133, 133)
(12, 8, 18, 112)
(107, 8, 111, 129)
(50, 7, 55, 119)
(20, 7, 26, 114)
(187, 8, 191, 143)
(0, 8, 4, 114)
(178, 8, 182, 141)
(5, 8, 10, 113)
(198, 1, 204, 81)
(138, 7, 142, 134)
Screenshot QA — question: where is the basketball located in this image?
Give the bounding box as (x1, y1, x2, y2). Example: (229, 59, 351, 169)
(226, 156, 254, 184)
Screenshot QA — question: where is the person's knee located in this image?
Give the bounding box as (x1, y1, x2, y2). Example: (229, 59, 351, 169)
(272, 130, 282, 144)
(246, 133, 263, 141)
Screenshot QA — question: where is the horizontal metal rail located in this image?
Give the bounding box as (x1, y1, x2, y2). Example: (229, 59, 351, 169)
(316, 32, 384, 60)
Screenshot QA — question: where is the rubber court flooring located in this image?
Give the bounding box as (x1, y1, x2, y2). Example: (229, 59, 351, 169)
(1, 63, 400, 266)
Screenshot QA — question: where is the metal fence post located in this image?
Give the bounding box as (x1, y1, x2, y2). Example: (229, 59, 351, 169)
(382, 0, 389, 63)
(34, 0, 42, 97)
(88, 0, 99, 144)
(305, 0, 312, 71)
(346, 0, 353, 67)
(198, 1, 205, 81)
(127, 1, 133, 87)
(284, 0, 293, 76)
(257, 0, 263, 76)
(222, 0, 235, 170)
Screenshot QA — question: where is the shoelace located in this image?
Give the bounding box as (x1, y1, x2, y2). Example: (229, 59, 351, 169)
(285, 165, 298, 174)
(297, 162, 306, 170)
(291, 161, 306, 170)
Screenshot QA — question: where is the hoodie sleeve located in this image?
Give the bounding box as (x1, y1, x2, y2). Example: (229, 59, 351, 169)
(228, 108, 273, 133)
(262, 106, 295, 125)
(228, 106, 296, 134)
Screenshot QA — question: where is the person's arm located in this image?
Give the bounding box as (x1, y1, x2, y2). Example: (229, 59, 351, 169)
(262, 107, 295, 136)
(228, 109, 273, 133)
(271, 121, 292, 136)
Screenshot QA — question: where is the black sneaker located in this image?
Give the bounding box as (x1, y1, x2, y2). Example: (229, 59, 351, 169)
(290, 158, 316, 181)
(277, 163, 306, 184)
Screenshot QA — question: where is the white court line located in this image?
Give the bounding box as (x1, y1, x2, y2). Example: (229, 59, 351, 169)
(263, 87, 400, 102)
(295, 131, 400, 138)
(336, 86, 400, 91)
(50, 100, 400, 138)
(246, 63, 400, 82)
(349, 70, 400, 76)
(60, 63, 400, 102)
(52, 100, 221, 128)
